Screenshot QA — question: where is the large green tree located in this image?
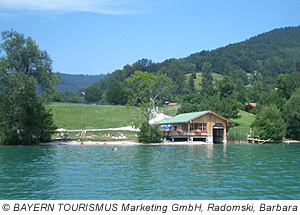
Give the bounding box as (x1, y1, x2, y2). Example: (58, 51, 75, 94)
(0, 30, 58, 145)
(126, 71, 172, 143)
(105, 79, 128, 105)
(284, 88, 300, 139)
(251, 105, 286, 140)
(276, 73, 300, 100)
(215, 98, 240, 119)
(158, 59, 185, 95)
(126, 71, 173, 120)
(247, 81, 264, 102)
(218, 76, 236, 99)
(84, 85, 102, 103)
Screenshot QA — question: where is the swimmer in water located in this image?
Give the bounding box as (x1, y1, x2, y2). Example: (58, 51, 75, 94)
(112, 147, 117, 151)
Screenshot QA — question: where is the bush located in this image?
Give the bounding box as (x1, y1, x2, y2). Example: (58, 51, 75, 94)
(138, 121, 164, 143)
(68, 97, 82, 103)
(227, 130, 247, 142)
(251, 104, 286, 140)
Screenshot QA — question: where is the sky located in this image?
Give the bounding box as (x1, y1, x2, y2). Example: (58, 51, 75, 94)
(0, 0, 300, 75)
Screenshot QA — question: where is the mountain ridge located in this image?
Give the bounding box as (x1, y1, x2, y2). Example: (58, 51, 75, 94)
(56, 73, 106, 93)
(92, 26, 300, 93)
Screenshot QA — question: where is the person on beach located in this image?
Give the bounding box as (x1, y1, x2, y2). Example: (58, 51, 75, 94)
(65, 131, 68, 140)
(103, 133, 111, 138)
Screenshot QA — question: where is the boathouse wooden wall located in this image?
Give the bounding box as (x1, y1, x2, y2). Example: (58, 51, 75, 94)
(183, 113, 227, 135)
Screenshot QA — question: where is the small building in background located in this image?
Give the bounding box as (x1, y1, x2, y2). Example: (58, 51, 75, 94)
(244, 103, 257, 107)
(244, 103, 257, 113)
(156, 110, 229, 144)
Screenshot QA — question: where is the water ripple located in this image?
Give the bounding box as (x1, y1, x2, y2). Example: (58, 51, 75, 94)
(0, 144, 300, 199)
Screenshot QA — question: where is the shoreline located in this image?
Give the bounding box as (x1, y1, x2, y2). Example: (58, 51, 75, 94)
(39, 140, 211, 146)
(38, 139, 300, 146)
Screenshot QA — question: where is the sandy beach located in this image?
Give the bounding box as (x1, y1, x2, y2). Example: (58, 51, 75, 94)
(39, 140, 210, 146)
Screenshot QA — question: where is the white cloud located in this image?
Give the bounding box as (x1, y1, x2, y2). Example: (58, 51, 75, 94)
(0, 0, 149, 15)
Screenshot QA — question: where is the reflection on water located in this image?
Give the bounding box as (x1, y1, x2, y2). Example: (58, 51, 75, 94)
(0, 144, 300, 200)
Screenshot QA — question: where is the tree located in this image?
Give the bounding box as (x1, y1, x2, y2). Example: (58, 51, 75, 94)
(251, 105, 286, 140)
(126, 71, 172, 143)
(105, 79, 128, 105)
(284, 88, 300, 139)
(0, 71, 56, 144)
(0, 30, 58, 99)
(201, 62, 214, 96)
(229, 69, 249, 85)
(215, 98, 240, 119)
(138, 121, 164, 143)
(188, 74, 195, 93)
(84, 86, 102, 103)
(158, 59, 185, 95)
(247, 81, 264, 102)
(276, 73, 300, 100)
(218, 76, 236, 99)
(0, 30, 58, 145)
(276, 74, 293, 100)
(126, 71, 173, 120)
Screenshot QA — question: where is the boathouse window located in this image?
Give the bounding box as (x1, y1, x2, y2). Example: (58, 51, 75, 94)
(189, 123, 194, 131)
(202, 123, 207, 132)
(195, 123, 207, 133)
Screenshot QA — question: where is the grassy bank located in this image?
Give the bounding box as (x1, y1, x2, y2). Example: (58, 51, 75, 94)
(227, 110, 255, 142)
(49, 103, 144, 130)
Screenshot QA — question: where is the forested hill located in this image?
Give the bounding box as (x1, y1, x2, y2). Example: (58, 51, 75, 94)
(56, 73, 106, 93)
(185, 26, 300, 84)
(93, 26, 300, 91)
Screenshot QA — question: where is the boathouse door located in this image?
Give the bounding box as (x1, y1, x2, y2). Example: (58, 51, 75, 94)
(213, 123, 224, 144)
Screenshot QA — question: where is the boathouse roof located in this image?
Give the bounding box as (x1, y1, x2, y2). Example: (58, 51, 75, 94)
(156, 110, 229, 125)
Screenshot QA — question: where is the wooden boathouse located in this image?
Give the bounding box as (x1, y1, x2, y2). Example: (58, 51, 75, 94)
(156, 110, 229, 144)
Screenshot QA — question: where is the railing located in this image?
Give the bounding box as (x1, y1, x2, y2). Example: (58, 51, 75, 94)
(165, 131, 207, 136)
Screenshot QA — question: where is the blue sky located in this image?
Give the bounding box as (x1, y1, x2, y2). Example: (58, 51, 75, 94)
(0, 0, 299, 75)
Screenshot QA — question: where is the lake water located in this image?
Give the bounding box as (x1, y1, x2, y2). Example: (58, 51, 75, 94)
(0, 143, 299, 200)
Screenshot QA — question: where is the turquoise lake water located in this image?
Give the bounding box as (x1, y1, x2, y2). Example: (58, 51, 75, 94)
(0, 144, 299, 200)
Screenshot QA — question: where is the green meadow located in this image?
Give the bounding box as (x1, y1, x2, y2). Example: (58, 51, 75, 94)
(49, 102, 144, 130)
(227, 111, 255, 142)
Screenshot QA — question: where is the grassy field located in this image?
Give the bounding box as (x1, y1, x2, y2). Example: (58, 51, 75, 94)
(163, 107, 178, 116)
(49, 103, 144, 130)
(227, 110, 255, 141)
(230, 111, 255, 134)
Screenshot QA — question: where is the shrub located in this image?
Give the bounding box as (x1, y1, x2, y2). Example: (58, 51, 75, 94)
(138, 121, 164, 143)
(227, 130, 247, 142)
